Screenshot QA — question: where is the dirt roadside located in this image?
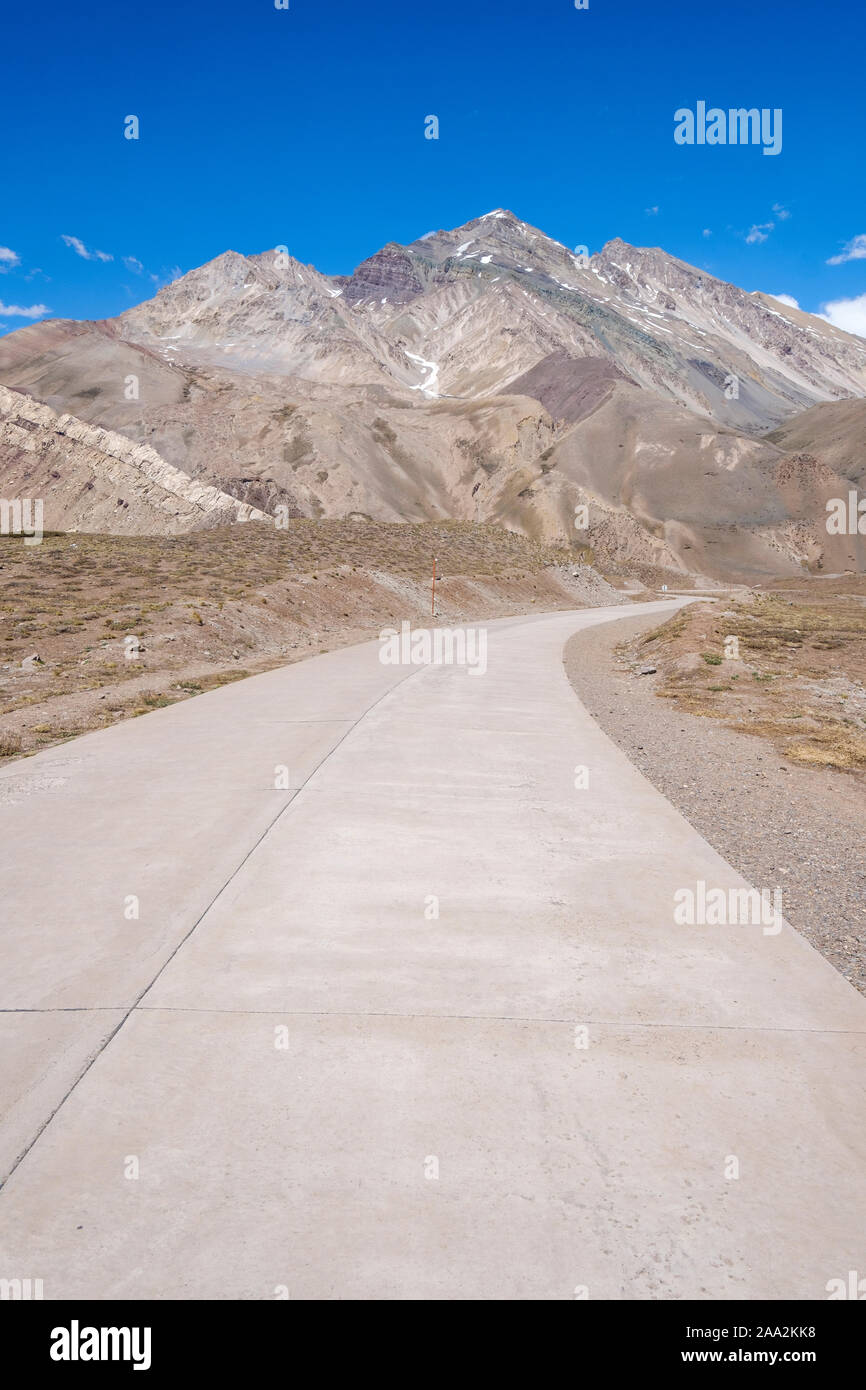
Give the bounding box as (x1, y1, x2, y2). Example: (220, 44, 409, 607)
(0, 519, 622, 763)
(565, 609, 866, 997)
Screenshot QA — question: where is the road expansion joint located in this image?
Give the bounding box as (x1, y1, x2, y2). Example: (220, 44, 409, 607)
(0, 663, 425, 1190)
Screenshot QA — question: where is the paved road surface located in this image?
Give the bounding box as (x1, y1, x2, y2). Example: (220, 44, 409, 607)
(1, 601, 865, 1299)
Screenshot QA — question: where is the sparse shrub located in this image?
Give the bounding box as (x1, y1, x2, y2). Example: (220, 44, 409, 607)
(139, 692, 174, 709)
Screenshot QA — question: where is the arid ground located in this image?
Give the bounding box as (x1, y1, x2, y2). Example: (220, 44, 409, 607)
(0, 519, 609, 761)
(565, 580, 866, 995)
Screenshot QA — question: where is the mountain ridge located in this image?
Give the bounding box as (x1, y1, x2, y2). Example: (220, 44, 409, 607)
(1, 208, 864, 580)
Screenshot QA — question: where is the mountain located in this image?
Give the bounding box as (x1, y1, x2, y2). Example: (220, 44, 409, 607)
(766, 397, 866, 486)
(1, 209, 865, 579)
(0, 382, 266, 533)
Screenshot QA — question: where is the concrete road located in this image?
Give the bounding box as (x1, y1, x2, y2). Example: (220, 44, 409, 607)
(1, 601, 865, 1300)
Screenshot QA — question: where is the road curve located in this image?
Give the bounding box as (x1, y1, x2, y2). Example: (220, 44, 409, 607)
(1, 601, 865, 1300)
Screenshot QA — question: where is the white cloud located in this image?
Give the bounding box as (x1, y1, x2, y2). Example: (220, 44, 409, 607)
(827, 233, 866, 266)
(701, 228, 712, 238)
(746, 222, 774, 244)
(817, 292, 866, 339)
(149, 265, 183, 288)
(0, 300, 50, 319)
(0, 246, 20, 270)
(772, 203, 791, 220)
(644, 205, 659, 216)
(769, 292, 799, 309)
(123, 256, 144, 274)
(61, 234, 113, 262)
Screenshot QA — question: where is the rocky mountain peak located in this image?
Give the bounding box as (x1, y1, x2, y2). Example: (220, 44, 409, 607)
(2, 207, 866, 581)
(23, 207, 864, 427)
(341, 243, 425, 306)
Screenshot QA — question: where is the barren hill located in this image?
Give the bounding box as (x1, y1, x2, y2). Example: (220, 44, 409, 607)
(0, 383, 266, 533)
(1, 209, 864, 580)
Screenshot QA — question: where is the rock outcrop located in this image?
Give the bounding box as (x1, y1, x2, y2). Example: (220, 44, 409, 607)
(0, 383, 267, 534)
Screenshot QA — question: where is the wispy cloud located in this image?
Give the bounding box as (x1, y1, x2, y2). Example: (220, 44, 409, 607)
(746, 222, 774, 245)
(701, 228, 712, 238)
(123, 255, 145, 274)
(0, 300, 50, 319)
(61, 234, 113, 263)
(818, 292, 866, 338)
(0, 246, 21, 271)
(149, 265, 183, 288)
(772, 203, 791, 220)
(827, 233, 866, 266)
(644, 205, 659, 216)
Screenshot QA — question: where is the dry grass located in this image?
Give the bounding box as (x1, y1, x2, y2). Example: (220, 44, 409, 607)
(0, 520, 580, 763)
(0, 519, 570, 697)
(625, 587, 866, 773)
(785, 729, 866, 771)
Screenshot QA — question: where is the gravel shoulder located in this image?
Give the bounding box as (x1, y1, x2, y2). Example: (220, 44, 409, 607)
(565, 610, 866, 996)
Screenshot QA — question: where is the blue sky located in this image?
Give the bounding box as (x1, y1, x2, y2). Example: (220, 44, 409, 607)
(2, 0, 864, 335)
